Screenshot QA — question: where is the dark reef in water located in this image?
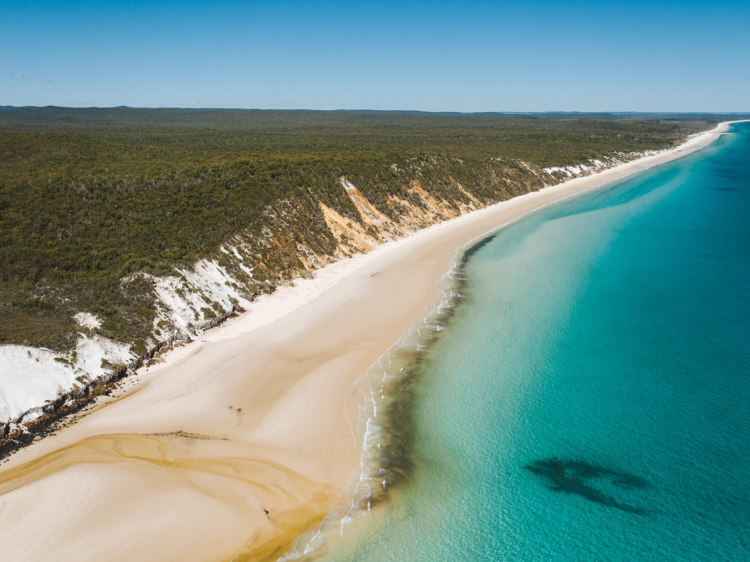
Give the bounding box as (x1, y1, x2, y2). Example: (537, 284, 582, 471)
(525, 458, 649, 514)
(364, 232, 508, 504)
(367, 252, 476, 500)
(461, 233, 498, 264)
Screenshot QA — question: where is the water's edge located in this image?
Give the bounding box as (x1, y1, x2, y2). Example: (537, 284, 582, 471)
(272, 123, 744, 561)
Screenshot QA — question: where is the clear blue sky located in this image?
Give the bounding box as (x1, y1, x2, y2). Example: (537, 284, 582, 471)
(2, 0, 748, 112)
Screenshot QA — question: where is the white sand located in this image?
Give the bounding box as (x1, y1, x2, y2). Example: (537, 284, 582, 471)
(0, 121, 741, 562)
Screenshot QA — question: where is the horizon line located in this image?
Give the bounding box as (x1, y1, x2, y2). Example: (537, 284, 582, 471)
(2, 105, 750, 116)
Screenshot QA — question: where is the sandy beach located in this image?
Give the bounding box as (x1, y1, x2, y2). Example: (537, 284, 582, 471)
(0, 121, 739, 562)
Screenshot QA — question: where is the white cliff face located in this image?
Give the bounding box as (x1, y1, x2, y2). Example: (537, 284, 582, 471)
(0, 255, 261, 430)
(0, 346, 78, 424)
(150, 258, 254, 339)
(544, 150, 665, 179)
(73, 334, 133, 384)
(0, 333, 133, 426)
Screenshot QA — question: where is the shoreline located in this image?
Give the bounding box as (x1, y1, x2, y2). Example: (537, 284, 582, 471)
(0, 121, 741, 562)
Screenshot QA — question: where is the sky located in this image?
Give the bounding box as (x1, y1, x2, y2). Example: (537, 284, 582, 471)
(2, 0, 748, 112)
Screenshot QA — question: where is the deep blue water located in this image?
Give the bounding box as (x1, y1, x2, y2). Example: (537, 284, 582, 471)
(327, 123, 750, 561)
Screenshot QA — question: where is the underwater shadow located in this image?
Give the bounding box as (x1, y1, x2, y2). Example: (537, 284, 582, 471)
(525, 458, 649, 514)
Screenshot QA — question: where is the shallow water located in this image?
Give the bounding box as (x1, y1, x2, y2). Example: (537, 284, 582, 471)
(324, 123, 750, 561)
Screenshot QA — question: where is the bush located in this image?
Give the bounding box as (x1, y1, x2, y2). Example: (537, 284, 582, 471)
(0, 107, 715, 353)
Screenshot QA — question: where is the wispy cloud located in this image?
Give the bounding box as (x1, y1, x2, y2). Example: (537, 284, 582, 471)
(11, 73, 32, 79)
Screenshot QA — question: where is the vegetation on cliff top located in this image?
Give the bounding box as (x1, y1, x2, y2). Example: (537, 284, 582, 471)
(0, 108, 718, 351)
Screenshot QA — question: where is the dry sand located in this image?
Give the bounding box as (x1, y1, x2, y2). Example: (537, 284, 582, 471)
(0, 121, 739, 562)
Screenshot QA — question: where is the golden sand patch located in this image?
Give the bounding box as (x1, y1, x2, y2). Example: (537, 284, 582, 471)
(0, 434, 339, 562)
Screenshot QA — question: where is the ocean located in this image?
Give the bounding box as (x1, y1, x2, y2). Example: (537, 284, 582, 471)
(319, 122, 750, 562)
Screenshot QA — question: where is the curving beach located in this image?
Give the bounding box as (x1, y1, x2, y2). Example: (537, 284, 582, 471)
(0, 122, 738, 562)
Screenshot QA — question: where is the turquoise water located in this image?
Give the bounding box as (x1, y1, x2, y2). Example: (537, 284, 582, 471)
(325, 123, 750, 561)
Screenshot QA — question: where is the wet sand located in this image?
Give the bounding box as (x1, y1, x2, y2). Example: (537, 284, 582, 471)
(0, 122, 737, 562)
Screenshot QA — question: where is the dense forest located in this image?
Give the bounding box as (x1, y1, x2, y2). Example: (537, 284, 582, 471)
(0, 107, 729, 353)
